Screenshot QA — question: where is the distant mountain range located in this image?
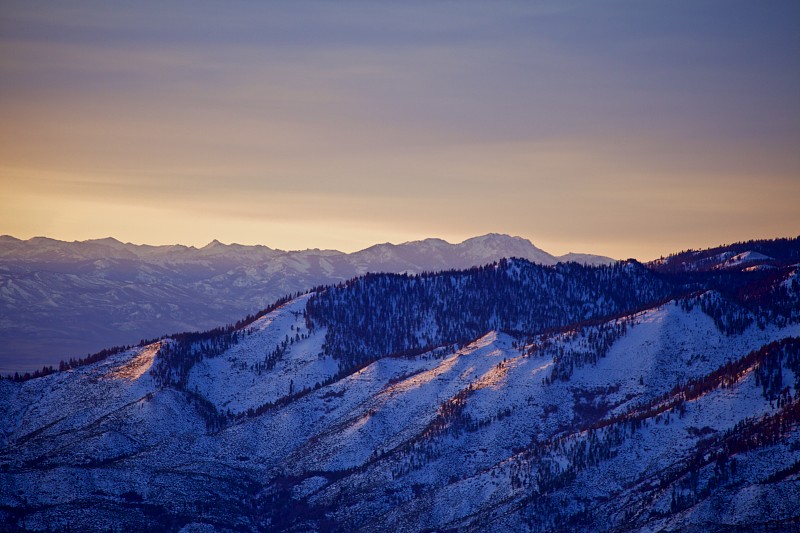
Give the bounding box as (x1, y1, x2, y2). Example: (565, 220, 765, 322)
(0, 234, 614, 373)
(1, 236, 799, 531)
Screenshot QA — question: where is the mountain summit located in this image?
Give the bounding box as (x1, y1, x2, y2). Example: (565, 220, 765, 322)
(349, 233, 612, 275)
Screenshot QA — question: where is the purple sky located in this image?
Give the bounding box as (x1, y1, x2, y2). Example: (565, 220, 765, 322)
(1, 1, 798, 259)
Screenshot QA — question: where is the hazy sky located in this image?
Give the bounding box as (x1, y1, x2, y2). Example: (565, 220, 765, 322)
(1, 1, 798, 260)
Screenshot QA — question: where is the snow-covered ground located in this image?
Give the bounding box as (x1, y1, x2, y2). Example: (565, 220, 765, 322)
(1, 294, 799, 531)
(719, 250, 773, 269)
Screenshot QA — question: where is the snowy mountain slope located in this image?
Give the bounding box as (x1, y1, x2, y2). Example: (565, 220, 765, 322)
(186, 294, 335, 414)
(2, 251, 800, 531)
(0, 234, 614, 374)
(296, 306, 800, 532)
(719, 250, 773, 269)
(651, 236, 800, 273)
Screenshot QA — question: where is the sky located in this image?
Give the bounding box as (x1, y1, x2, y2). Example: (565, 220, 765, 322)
(1, 1, 798, 260)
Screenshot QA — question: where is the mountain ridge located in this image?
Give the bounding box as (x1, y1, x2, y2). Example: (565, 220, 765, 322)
(0, 232, 613, 265)
(0, 233, 614, 374)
